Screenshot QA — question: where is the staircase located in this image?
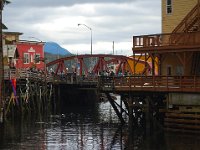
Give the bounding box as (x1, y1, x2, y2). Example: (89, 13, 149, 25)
(172, 3, 200, 33)
(171, 3, 200, 44)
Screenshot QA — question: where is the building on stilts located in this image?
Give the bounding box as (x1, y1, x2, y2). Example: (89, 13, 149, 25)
(131, 0, 200, 132)
(1, 32, 53, 120)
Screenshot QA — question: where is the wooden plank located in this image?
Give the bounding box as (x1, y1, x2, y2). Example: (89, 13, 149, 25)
(164, 128, 200, 134)
(159, 108, 167, 112)
(165, 112, 200, 119)
(165, 118, 200, 124)
(164, 122, 200, 129)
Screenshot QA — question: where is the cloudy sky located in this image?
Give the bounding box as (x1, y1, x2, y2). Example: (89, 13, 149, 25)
(3, 0, 161, 55)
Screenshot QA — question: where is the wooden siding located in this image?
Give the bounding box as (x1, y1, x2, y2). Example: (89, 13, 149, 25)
(162, 0, 197, 33)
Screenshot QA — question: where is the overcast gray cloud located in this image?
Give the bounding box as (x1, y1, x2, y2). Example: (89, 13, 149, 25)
(3, 0, 161, 55)
(8, 0, 137, 7)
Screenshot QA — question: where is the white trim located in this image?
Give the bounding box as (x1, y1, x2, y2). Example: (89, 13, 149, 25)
(23, 53, 30, 64)
(28, 47, 35, 53)
(166, 0, 172, 14)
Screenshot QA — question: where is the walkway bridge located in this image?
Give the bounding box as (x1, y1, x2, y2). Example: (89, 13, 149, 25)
(46, 54, 150, 77)
(45, 54, 151, 88)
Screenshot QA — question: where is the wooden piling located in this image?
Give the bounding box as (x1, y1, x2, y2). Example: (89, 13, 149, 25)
(127, 94, 134, 150)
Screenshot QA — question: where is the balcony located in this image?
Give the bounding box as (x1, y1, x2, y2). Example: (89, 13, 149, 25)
(132, 31, 200, 53)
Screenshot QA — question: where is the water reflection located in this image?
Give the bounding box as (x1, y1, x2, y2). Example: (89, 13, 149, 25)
(0, 102, 127, 150)
(0, 100, 200, 150)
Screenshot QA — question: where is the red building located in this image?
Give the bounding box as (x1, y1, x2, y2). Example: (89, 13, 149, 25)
(15, 40, 45, 70)
(3, 32, 45, 70)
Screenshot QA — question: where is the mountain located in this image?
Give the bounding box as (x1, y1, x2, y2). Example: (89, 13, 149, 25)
(44, 42, 71, 55)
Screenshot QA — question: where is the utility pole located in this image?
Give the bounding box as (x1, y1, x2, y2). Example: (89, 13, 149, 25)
(0, 0, 4, 122)
(78, 23, 93, 55)
(113, 41, 114, 55)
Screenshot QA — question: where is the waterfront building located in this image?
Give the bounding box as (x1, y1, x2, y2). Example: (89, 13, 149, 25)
(132, 0, 200, 131)
(3, 32, 45, 70)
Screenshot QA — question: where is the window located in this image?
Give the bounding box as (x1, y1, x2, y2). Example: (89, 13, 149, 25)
(35, 54, 40, 64)
(23, 53, 30, 64)
(166, 0, 172, 14)
(176, 66, 183, 75)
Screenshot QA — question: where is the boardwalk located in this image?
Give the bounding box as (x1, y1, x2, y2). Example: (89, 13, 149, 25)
(4, 69, 200, 93)
(4, 69, 53, 81)
(99, 75, 200, 93)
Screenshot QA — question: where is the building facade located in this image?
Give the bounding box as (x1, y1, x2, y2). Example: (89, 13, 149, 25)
(15, 41, 45, 70)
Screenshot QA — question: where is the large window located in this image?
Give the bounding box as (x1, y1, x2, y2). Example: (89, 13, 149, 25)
(23, 53, 30, 64)
(166, 0, 172, 14)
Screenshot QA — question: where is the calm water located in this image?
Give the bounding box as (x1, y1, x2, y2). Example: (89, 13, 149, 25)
(0, 100, 200, 150)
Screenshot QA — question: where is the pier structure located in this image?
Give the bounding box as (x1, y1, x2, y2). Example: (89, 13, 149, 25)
(1, 69, 53, 120)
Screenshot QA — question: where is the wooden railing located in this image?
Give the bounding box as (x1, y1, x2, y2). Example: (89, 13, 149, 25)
(133, 32, 200, 51)
(6, 68, 200, 92)
(99, 76, 200, 93)
(3, 69, 99, 86)
(4, 69, 53, 82)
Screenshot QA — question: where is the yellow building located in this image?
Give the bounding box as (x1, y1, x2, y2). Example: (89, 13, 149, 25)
(3, 31, 22, 44)
(162, 0, 198, 33)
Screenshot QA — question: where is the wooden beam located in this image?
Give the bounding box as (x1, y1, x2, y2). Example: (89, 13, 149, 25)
(105, 92, 125, 124)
